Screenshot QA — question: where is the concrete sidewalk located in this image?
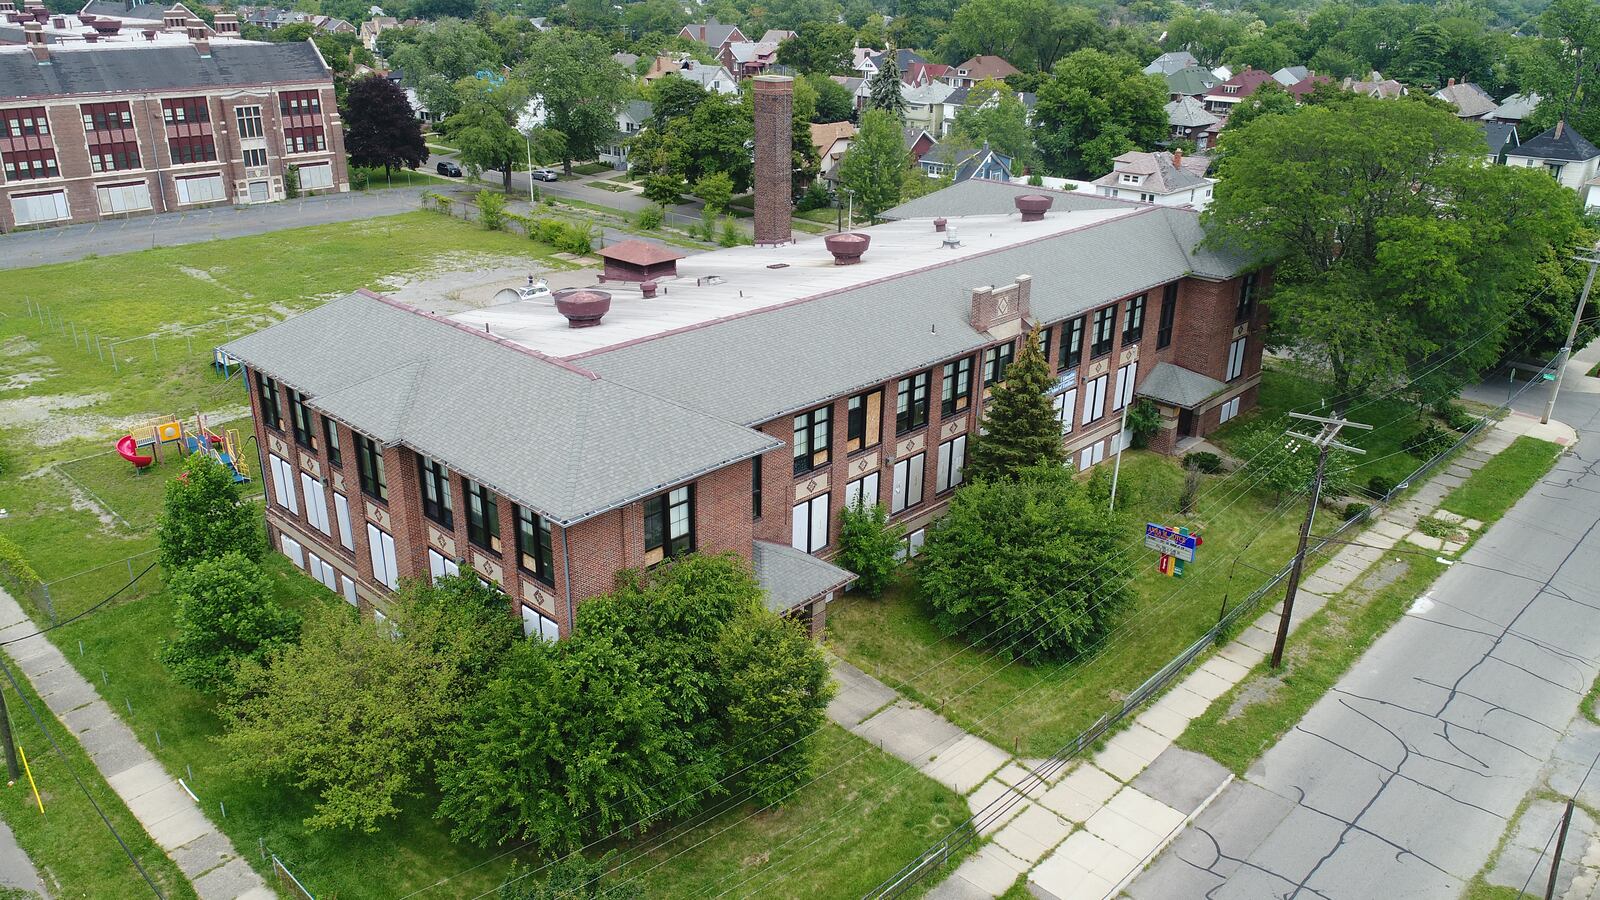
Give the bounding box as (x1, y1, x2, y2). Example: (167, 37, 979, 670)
(827, 412, 1575, 900)
(0, 589, 269, 899)
(0, 817, 47, 898)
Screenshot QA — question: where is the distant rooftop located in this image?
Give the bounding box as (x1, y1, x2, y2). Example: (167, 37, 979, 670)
(0, 40, 327, 98)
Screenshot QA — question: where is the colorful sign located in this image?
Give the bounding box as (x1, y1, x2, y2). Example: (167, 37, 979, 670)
(1145, 523, 1199, 562)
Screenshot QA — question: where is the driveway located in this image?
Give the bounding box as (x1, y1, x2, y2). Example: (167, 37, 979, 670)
(1128, 352, 1600, 900)
(0, 187, 431, 271)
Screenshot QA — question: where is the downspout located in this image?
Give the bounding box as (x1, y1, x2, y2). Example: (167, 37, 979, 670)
(562, 527, 573, 634)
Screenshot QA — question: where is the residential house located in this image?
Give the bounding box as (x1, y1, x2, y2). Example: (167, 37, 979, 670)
(1480, 120, 1519, 164)
(1433, 79, 1499, 119)
(941, 84, 1037, 136)
(919, 142, 1012, 182)
(758, 28, 794, 44)
(811, 120, 854, 184)
(0, 36, 346, 231)
(856, 47, 926, 80)
(903, 126, 936, 161)
(1203, 68, 1274, 115)
(644, 55, 738, 94)
(1504, 122, 1600, 209)
(1341, 72, 1407, 98)
(1164, 96, 1220, 150)
(1271, 65, 1309, 87)
(1163, 65, 1217, 100)
(359, 14, 397, 50)
(611, 50, 639, 69)
(1486, 92, 1540, 124)
(946, 54, 1019, 89)
(1283, 73, 1331, 99)
(722, 40, 779, 77)
(902, 80, 958, 135)
(227, 178, 1270, 639)
(905, 61, 952, 87)
(1143, 50, 1199, 76)
(1092, 150, 1214, 210)
(599, 100, 652, 170)
(678, 16, 745, 56)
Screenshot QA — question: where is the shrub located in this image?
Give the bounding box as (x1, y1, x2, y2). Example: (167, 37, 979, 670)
(557, 221, 596, 255)
(499, 853, 640, 899)
(1343, 502, 1370, 521)
(717, 216, 745, 247)
(475, 189, 506, 231)
(837, 497, 906, 597)
(1402, 422, 1455, 460)
(1027, 173, 1044, 186)
(0, 534, 39, 595)
(534, 219, 566, 245)
(160, 552, 299, 692)
(1179, 467, 1202, 515)
(633, 204, 664, 230)
(1184, 451, 1223, 474)
(918, 465, 1131, 662)
(1233, 427, 1354, 499)
(797, 180, 831, 211)
(643, 173, 686, 205)
(1366, 475, 1396, 498)
(285, 164, 301, 199)
(1434, 400, 1480, 433)
(157, 454, 261, 571)
(693, 171, 733, 215)
(1127, 399, 1161, 449)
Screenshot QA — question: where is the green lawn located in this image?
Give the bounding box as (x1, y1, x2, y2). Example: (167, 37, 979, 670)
(589, 181, 635, 193)
(0, 648, 197, 900)
(1441, 436, 1562, 523)
(1177, 554, 1445, 774)
(349, 165, 457, 189)
(1213, 365, 1479, 490)
(572, 161, 614, 175)
(828, 452, 1311, 757)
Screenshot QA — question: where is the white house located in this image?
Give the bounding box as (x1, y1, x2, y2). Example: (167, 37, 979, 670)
(599, 100, 653, 170)
(1092, 150, 1215, 210)
(1504, 122, 1600, 210)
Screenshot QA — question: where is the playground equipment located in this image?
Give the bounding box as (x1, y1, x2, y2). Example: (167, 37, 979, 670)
(114, 412, 250, 482)
(115, 434, 154, 471)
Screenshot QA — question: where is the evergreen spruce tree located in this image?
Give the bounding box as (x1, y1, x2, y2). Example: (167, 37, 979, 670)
(965, 327, 1065, 482)
(867, 49, 908, 121)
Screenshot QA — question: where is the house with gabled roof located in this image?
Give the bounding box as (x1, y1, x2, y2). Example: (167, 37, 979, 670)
(1433, 79, 1498, 119)
(947, 54, 1019, 88)
(1144, 50, 1199, 76)
(678, 16, 745, 56)
(1203, 67, 1274, 115)
(1092, 150, 1214, 210)
(1504, 121, 1600, 209)
(1164, 96, 1220, 149)
(1163, 65, 1217, 99)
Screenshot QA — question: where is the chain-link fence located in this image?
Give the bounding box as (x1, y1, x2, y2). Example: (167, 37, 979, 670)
(20, 296, 265, 383)
(24, 550, 161, 625)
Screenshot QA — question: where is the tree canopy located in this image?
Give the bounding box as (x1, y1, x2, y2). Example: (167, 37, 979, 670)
(157, 453, 260, 571)
(1032, 49, 1168, 178)
(516, 29, 629, 173)
(838, 109, 908, 222)
(344, 75, 428, 176)
(965, 327, 1064, 483)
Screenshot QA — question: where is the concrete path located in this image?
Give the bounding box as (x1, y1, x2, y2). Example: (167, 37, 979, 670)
(0, 816, 48, 898)
(857, 411, 1575, 900)
(0, 589, 270, 899)
(0, 188, 428, 270)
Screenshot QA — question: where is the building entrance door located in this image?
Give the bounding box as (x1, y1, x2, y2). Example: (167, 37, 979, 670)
(248, 180, 269, 203)
(1177, 408, 1195, 437)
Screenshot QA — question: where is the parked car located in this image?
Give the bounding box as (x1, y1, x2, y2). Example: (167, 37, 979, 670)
(436, 161, 463, 177)
(531, 168, 560, 182)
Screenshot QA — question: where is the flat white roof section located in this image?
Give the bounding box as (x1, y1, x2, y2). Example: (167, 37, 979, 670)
(447, 205, 1137, 360)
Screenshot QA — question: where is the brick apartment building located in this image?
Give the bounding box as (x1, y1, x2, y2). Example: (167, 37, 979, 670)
(0, 34, 347, 231)
(224, 177, 1269, 642)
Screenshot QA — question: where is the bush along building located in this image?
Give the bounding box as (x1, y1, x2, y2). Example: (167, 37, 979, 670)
(224, 75, 1268, 641)
(0, 33, 346, 231)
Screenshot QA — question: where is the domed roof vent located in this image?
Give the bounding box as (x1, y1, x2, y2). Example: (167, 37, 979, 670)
(824, 232, 870, 266)
(1015, 194, 1052, 221)
(553, 289, 612, 328)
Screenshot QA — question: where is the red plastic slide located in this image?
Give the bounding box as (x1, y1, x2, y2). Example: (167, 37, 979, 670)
(116, 434, 153, 469)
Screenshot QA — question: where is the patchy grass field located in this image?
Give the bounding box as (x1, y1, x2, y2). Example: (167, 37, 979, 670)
(1442, 436, 1562, 523)
(828, 452, 1310, 758)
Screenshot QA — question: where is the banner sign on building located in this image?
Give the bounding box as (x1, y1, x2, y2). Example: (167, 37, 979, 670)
(1144, 523, 1198, 562)
(1048, 371, 1078, 397)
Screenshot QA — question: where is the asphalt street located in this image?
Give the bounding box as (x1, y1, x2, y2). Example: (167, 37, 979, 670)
(1129, 361, 1600, 900)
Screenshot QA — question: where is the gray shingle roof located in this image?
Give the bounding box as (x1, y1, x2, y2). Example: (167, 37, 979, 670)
(1166, 96, 1219, 128)
(582, 186, 1254, 427)
(1433, 82, 1498, 118)
(753, 542, 855, 612)
(221, 291, 779, 526)
(80, 0, 169, 20)
(1510, 123, 1599, 162)
(1135, 362, 1226, 407)
(0, 41, 328, 100)
(1480, 120, 1518, 158)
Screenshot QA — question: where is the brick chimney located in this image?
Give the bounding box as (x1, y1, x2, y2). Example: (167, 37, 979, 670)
(188, 19, 209, 55)
(1172, 147, 1183, 168)
(1446, 77, 1456, 88)
(23, 21, 48, 61)
(752, 74, 793, 246)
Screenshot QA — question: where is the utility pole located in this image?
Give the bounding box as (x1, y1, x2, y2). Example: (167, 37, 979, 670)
(1270, 412, 1371, 669)
(1109, 397, 1131, 513)
(1546, 799, 1575, 900)
(0, 686, 19, 784)
(1541, 240, 1600, 425)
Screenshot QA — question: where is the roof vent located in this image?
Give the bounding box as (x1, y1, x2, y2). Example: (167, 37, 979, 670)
(641, 280, 658, 298)
(933, 217, 948, 232)
(824, 232, 870, 265)
(942, 225, 961, 249)
(1015, 194, 1052, 221)
(553, 289, 611, 328)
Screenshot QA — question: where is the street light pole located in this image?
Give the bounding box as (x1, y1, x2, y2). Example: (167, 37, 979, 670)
(1108, 398, 1131, 513)
(1541, 240, 1600, 425)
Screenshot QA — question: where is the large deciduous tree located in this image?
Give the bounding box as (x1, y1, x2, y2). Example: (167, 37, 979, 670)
(777, 22, 855, 75)
(837, 109, 907, 221)
(948, 79, 1034, 165)
(222, 575, 517, 832)
(1033, 49, 1167, 178)
(344, 75, 428, 176)
(918, 465, 1130, 662)
(517, 30, 629, 174)
(435, 554, 833, 852)
(446, 78, 528, 192)
(160, 552, 299, 693)
(965, 327, 1064, 483)
(157, 454, 260, 571)
(1206, 95, 1587, 400)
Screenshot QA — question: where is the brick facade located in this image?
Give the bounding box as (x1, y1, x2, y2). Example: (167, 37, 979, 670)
(0, 49, 346, 232)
